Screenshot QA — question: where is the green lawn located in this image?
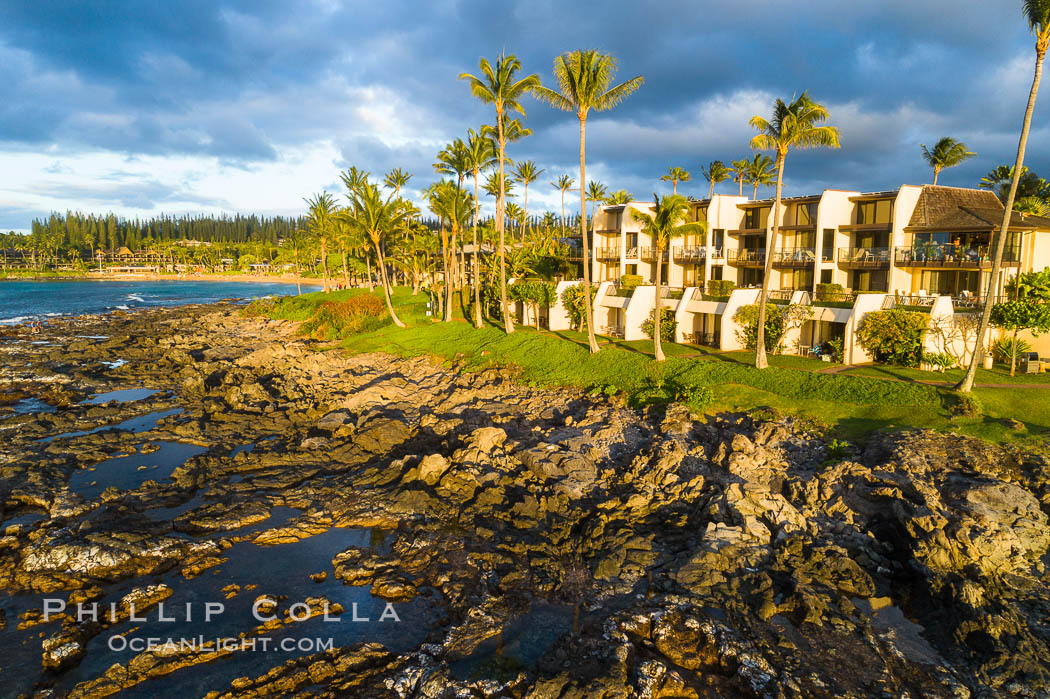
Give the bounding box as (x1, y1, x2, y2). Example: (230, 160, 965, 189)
(251, 287, 1050, 447)
(843, 363, 1050, 385)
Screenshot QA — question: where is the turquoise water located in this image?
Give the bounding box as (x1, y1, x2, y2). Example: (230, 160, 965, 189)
(0, 279, 316, 324)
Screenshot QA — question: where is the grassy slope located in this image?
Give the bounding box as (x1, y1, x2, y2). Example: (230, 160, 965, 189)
(250, 287, 1049, 446)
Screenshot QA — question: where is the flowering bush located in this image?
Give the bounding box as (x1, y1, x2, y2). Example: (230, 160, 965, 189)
(856, 309, 928, 366)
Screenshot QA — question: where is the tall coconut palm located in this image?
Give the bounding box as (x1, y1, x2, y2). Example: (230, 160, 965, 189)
(434, 139, 470, 190)
(749, 92, 841, 369)
(586, 181, 610, 260)
(340, 180, 417, 327)
(606, 189, 633, 205)
(660, 166, 691, 195)
(532, 49, 644, 353)
(513, 160, 545, 234)
(745, 153, 776, 199)
(286, 229, 309, 295)
(958, 0, 1050, 393)
(341, 167, 374, 290)
(383, 168, 413, 199)
(701, 160, 731, 199)
(552, 174, 575, 226)
(428, 181, 475, 322)
(631, 194, 706, 361)
(464, 128, 497, 327)
(304, 192, 338, 293)
(460, 53, 541, 334)
(730, 158, 750, 196)
(920, 137, 976, 185)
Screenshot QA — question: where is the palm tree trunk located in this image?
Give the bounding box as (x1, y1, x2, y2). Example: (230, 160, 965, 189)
(578, 115, 599, 354)
(497, 110, 514, 334)
(375, 243, 405, 328)
(739, 179, 743, 196)
(473, 171, 483, 328)
(654, 243, 665, 361)
(561, 191, 566, 228)
(321, 238, 329, 292)
(753, 182, 759, 199)
(340, 245, 349, 288)
(933, 166, 941, 186)
(1011, 326, 1019, 377)
(755, 152, 786, 370)
(708, 181, 714, 199)
(958, 47, 1045, 392)
(365, 256, 374, 291)
(445, 227, 459, 322)
(295, 252, 302, 295)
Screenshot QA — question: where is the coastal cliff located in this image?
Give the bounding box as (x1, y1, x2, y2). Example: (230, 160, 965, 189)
(2, 306, 1048, 697)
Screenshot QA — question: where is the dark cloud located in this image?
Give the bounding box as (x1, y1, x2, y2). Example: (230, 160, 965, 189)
(0, 0, 1046, 215)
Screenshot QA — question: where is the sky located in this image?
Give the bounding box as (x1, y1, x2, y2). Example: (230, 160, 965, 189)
(1, 0, 1047, 233)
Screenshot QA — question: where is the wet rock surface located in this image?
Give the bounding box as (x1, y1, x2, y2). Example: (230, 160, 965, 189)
(1, 304, 1049, 697)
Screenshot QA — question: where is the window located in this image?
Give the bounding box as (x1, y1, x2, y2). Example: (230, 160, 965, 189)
(856, 199, 893, 224)
(711, 265, 723, 280)
(822, 229, 835, 260)
(796, 203, 816, 225)
(745, 206, 770, 229)
(820, 269, 832, 284)
(695, 206, 708, 223)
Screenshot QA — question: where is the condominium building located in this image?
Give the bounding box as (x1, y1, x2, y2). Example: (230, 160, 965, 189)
(585, 184, 1050, 363)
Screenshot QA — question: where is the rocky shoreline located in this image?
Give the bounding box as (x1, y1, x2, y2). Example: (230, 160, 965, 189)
(1, 304, 1049, 697)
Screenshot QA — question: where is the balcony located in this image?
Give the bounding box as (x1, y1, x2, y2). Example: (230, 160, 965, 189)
(894, 246, 1020, 268)
(639, 246, 668, 262)
(687, 331, 720, 347)
(626, 246, 640, 259)
(838, 247, 890, 269)
(765, 289, 794, 305)
(727, 249, 766, 267)
(594, 247, 620, 262)
(673, 245, 706, 262)
(770, 248, 816, 268)
(813, 291, 857, 308)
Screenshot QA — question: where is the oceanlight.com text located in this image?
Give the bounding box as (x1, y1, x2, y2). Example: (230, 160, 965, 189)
(108, 636, 336, 653)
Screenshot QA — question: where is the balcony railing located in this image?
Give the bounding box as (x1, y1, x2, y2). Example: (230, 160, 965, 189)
(770, 248, 817, 267)
(688, 331, 720, 347)
(639, 246, 668, 262)
(594, 247, 619, 262)
(626, 246, 639, 259)
(606, 282, 634, 298)
(673, 245, 706, 262)
(813, 291, 857, 308)
(895, 246, 1020, 268)
(883, 293, 936, 310)
(765, 289, 794, 304)
(601, 324, 625, 338)
(708, 247, 725, 259)
(727, 249, 766, 266)
(838, 247, 890, 268)
(659, 287, 685, 299)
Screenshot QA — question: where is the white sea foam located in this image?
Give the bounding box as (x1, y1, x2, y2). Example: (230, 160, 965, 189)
(115, 305, 130, 310)
(127, 294, 145, 302)
(0, 316, 30, 325)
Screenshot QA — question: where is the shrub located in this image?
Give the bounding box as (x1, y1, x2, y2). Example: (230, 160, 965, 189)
(826, 337, 845, 363)
(733, 303, 812, 353)
(856, 309, 928, 366)
(641, 307, 677, 342)
(706, 279, 736, 298)
(561, 283, 597, 330)
(299, 295, 386, 339)
(949, 392, 983, 418)
(992, 337, 1031, 363)
(677, 382, 714, 412)
(619, 274, 643, 291)
(826, 438, 851, 461)
(922, 351, 956, 372)
(815, 282, 844, 300)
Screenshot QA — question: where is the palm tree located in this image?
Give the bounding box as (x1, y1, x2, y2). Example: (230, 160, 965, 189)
(920, 137, 976, 185)
(606, 189, 633, 205)
(464, 128, 497, 328)
(745, 153, 776, 199)
(304, 192, 338, 292)
(340, 180, 417, 327)
(979, 164, 1047, 202)
(631, 194, 706, 361)
(1015, 195, 1050, 216)
(341, 167, 374, 290)
(286, 229, 309, 295)
(513, 160, 545, 232)
(586, 181, 610, 266)
(552, 174, 575, 226)
(730, 158, 750, 196)
(959, 0, 1050, 392)
(660, 166, 691, 195)
(460, 53, 541, 334)
(701, 160, 730, 199)
(532, 49, 644, 354)
(383, 168, 413, 199)
(749, 92, 841, 369)
(434, 139, 470, 190)
(428, 181, 475, 321)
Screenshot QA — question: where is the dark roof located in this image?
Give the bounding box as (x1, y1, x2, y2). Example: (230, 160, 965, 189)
(906, 186, 1050, 231)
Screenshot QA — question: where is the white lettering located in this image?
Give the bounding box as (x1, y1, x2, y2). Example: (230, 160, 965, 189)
(287, 602, 310, 622)
(379, 603, 401, 622)
(43, 598, 66, 621)
(204, 602, 224, 621)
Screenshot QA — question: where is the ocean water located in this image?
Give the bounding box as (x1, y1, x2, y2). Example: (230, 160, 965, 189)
(0, 279, 315, 325)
